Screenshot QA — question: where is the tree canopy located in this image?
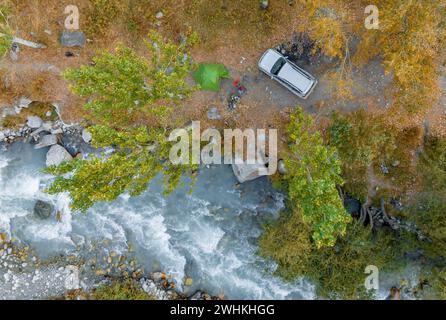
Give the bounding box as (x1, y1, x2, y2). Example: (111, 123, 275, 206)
(0, 3, 12, 57)
(279, 108, 351, 248)
(45, 31, 199, 212)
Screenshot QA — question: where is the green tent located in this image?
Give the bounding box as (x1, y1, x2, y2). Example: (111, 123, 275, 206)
(193, 63, 230, 92)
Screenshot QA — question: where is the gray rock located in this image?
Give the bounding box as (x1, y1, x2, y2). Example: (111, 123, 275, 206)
(17, 97, 32, 109)
(190, 291, 204, 300)
(260, 0, 269, 9)
(82, 129, 92, 143)
(50, 128, 64, 135)
(27, 116, 43, 129)
(46, 145, 73, 167)
(0, 131, 5, 141)
(61, 132, 84, 156)
(41, 121, 53, 132)
(34, 200, 54, 219)
(140, 278, 169, 300)
(35, 134, 58, 149)
(1, 107, 16, 118)
(380, 163, 389, 175)
(60, 31, 86, 47)
(278, 159, 287, 174)
(9, 43, 19, 61)
(14, 97, 33, 114)
(207, 106, 221, 120)
(232, 164, 266, 183)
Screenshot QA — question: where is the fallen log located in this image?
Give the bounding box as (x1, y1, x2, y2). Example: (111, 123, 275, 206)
(0, 33, 46, 49)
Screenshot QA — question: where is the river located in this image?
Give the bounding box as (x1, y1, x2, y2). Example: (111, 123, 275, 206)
(0, 141, 315, 299)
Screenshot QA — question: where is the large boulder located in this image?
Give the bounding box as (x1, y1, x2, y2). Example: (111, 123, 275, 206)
(34, 200, 54, 219)
(27, 116, 43, 129)
(61, 132, 84, 156)
(60, 31, 86, 47)
(232, 161, 269, 183)
(231, 138, 270, 183)
(35, 134, 58, 149)
(46, 144, 73, 167)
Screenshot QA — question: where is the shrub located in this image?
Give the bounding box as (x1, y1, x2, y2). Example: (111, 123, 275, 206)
(91, 279, 156, 300)
(260, 217, 402, 299)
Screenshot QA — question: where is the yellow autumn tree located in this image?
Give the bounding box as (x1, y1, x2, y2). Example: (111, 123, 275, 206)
(355, 0, 445, 116)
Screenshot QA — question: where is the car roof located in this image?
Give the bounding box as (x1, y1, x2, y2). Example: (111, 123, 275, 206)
(277, 63, 313, 93)
(259, 49, 282, 72)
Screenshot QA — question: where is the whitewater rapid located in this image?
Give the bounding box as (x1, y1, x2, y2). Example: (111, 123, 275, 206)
(0, 142, 315, 299)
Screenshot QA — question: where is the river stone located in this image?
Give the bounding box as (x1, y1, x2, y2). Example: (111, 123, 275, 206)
(17, 97, 32, 109)
(46, 145, 73, 167)
(34, 200, 54, 219)
(140, 278, 169, 300)
(27, 116, 43, 129)
(278, 159, 287, 174)
(82, 129, 92, 143)
(60, 31, 86, 47)
(1, 107, 16, 118)
(0, 131, 5, 141)
(35, 134, 58, 149)
(260, 0, 269, 9)
(190, 291, 204, 300)
(9, 43, 19, 61)
(207, 107, 221, 120)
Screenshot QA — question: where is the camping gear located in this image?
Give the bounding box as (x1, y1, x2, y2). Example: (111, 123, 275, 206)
(193, 63, 230, 92)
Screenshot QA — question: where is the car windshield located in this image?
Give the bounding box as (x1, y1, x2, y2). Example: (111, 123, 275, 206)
(270, 57, 286, 75)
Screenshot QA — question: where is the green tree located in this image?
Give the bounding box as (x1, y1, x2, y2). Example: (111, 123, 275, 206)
(281, 108, 351, 248)
(409, 136, 446, 260)
(260, 218, 400, 299)
(328, 110, 394, 200)
(0, 3, 13, 57)
(45, 31, 199, 212)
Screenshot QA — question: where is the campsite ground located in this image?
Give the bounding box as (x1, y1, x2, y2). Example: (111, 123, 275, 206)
(0, 0, 391, 126)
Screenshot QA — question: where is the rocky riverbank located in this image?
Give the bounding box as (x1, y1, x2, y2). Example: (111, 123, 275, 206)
(0, 102, 222, 300)
(1, 238, 219, 300)
(0, 98, 93, 166)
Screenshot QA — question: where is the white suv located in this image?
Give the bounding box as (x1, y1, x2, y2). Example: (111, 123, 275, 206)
(258, 49, 317, 99)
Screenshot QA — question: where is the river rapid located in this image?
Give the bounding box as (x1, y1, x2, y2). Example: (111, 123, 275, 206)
(0, 142, 315, 299)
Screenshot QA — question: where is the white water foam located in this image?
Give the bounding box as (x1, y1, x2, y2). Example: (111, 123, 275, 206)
(1, 143, 315, 299)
